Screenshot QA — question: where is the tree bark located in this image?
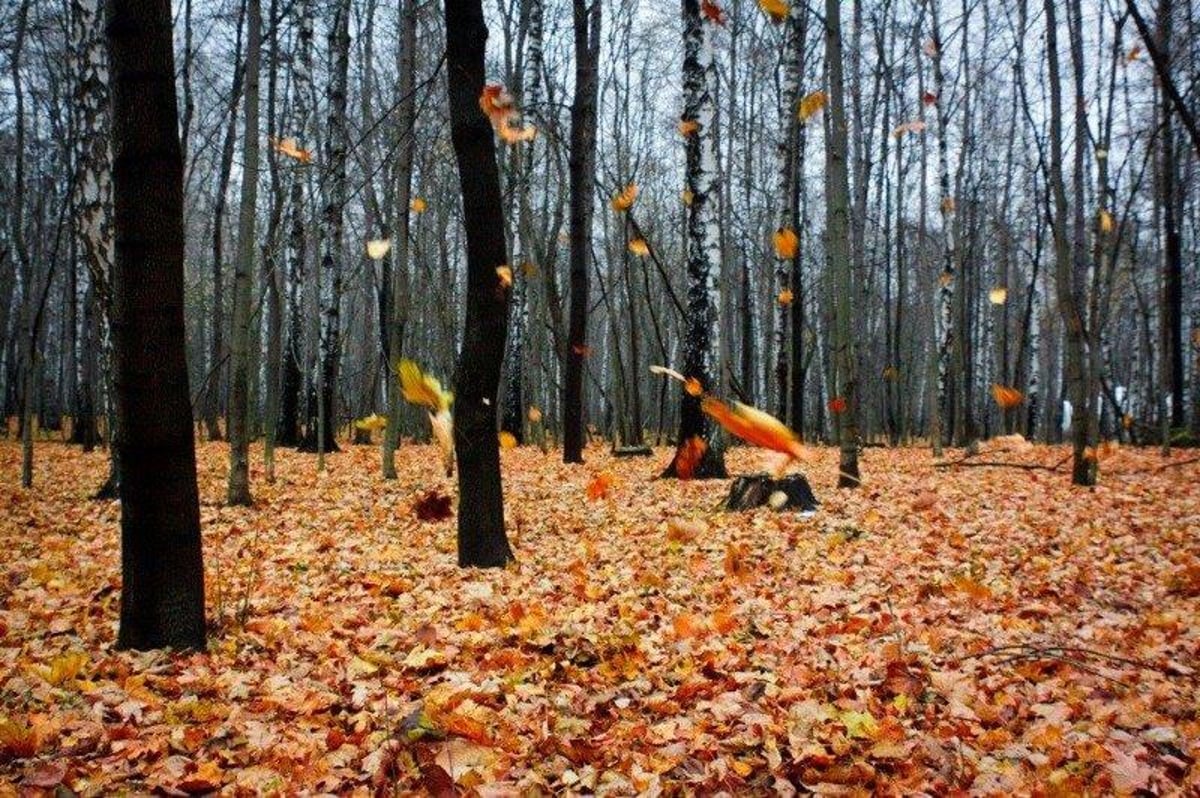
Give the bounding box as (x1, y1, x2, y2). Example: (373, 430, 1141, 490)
(107, 0, 206, 649)
(445, 0, 515, 567)
(227, 0, 260, 505)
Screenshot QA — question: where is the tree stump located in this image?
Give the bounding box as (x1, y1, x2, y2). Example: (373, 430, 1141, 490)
(725, 473, 819, 512)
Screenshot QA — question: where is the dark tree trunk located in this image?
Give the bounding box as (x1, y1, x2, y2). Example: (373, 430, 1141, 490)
(107, 0, 206, 649)
(563, 0, 600, 464)
(445, 0, 514, 567)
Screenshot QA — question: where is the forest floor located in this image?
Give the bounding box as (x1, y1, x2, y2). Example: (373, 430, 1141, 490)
(1, 438, 1198, 795)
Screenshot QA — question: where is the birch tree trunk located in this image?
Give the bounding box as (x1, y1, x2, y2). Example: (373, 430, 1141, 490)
(663, 0, 726, 479)
(276, 0, 313, 448)
(928, 0, 954, 455)
(773, 4, 801, 424)
(227, 0, 260, 505)
(303, 0, 351, 461)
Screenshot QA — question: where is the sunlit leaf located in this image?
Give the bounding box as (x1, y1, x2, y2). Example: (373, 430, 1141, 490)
(773, 227, 799, 258)
(366, 239, 392, 260)
(758, 0, 788, 23)
(989, 286, 1008, 305)
(611, 183, 638, 212)
(628, 238, 650, 257)
(798, 91, 827, 123)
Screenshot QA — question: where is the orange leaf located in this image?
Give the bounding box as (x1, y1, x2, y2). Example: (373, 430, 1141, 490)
(684, 377, 703, 397)
(498, 431, 517, 449)
(611, 183, 638, 212)
(628, 237, 650, 257)
(701, 0, 727, 25)
(672, 612, 707, 638)
(701, 396, 806, 461)
(678, 118, 700, 137)
(773, 227, 799, 258)
(586, 472, 614, 501)
(990, 384, 1023, 410)
(798, 91, 828, 123)
(777, 288, 794, 306)
(758, 0, 788, 23)
(495, 265, 513, 288)
(675, 435, 708, 480)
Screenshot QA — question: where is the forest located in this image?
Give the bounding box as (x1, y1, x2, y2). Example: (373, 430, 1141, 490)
(1, 0, 1198, 791)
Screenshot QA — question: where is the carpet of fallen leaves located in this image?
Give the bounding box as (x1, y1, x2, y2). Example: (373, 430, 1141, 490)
(2, 438, 1199, 795)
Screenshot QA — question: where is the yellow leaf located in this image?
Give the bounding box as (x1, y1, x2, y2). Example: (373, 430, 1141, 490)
(681, 189, 694, 206)
(988, 286, 1008, 305)
(366, 239, 392, 260)
(354, 413, 388, 433)
(495, 265, 513, 288)
(397, 359, 453, 413)
(758, 0, 788, 23)
(777, 288, 794, 305)
(628, 237, 650, 257)
(840, 710, 879, 740)
(269, 136, 313, 164)
(611, 183, 639, 212)
(1098, 208, 1114, 234)
(521, 261, 537, 277)
(798, 91, 827, 123)
(773, 227, 799, 258)
(498, 431, 517, 449)
(527, 405, 542, 423)
(410, 196, 428, 213)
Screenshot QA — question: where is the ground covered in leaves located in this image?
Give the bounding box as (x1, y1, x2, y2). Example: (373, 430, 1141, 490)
(2, 438, 1199, 795)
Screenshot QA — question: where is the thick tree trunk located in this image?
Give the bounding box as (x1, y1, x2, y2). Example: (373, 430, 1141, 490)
(107, 0, 206, 649)
(445, 0, 515, 567)
(563, 0, 600, 464)
(227, 0, 260, 505)
(663, 0, 726, 479)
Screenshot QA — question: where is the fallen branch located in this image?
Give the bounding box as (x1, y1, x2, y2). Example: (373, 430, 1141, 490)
(935, 453, 1071, 472)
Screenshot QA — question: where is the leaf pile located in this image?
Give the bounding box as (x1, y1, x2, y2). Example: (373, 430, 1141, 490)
(1, 441, 1198, 793)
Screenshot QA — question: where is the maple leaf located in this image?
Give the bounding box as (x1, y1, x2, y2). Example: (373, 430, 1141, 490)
(701, 0, 727, 25)
(758, 0, 788, 23)
(354, 413, 387, 433)
(628, 237, 650, 257)
(413, 490, 453, 522)
(922, 90, 938, 105)
(495, 265, 513, 288)
(892, 119, 927, 138)
(798, 91, 828, 123)
(586, 472, 615, 501)
(1098, 208, 1115, 234)
(678, 118, 700, 137)
(410, 196, 428, 213)
(498, 431, 517, 449)
(366, 239, 391, 260)
(479, 83, 536, 144)
(269, 135, 313, 164)
(988, 286, 1008, 305)
(773, 227, 799, 258)
(701, 396, 807, 462)
(398, 359, 453, 413)
(527, 405, 542, 423)
(990, 384, 1023, 410)
(676, 436, 708, 481)
(827, 396, 847, 414)
(0, 716, 39, 760)
(611, 183, 638, 211)
(777, 288, 795, 306)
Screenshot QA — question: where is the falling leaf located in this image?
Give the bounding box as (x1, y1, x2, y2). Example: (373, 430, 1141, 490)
(398, 360, 453, 413)
(527, 405, 542, 424)
(758, 0, 788, 23)
(495, 265, 513, 289)
(675, 436, 708, 480)
(410, 196, 428, 213)
(798, 91, 828, 123)
(498, 431, 517, 449)
(1126, 45, 1142, 62)
(892, 120, 927, 138)
(678, 118, 700, 137)
(991, 384, 1023, 410)
(269, 136, 313, 164)
(882, 365, 898, 381)
(572, 343, 592, 357)
(989, 287, 1008, 305)
(684, 378, 703, 397)
(413, 490, 453, 522)
(939, 271, 953, 287)
(701, 396, 807, 462)
(586, 472, 615, 501)
(354, 413, 388, 433)
(1098, 209, 1114, 234)
(773, 227, 799, 258)
(701, 0, 727, 26)
(521, 261, 537, 277)
(777, 288, 794, 306)
(628, 238, 650, 257)
(366, 239, 392, 260)
(479, 83, 536, 145)
(940, 196, 956, 215)
(611, 183, 639, 212)
(922, 90, 938, 105)
(681, 189, 694, 205)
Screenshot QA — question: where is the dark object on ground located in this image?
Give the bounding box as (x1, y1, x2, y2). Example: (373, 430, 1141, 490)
(413, 490, 453, 522)
(725, 473, 819, 512)
(612, 445, 653, 457)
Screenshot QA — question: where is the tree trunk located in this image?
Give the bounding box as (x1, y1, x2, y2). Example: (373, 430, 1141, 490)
(825, 0, 860, 488)
(227, 0, 260, 505)
(563, 0, 600, 464)
(662, 0, 726, 479)
(383, 0, 417, 478)
(301, 0, 350, 460)
(445, 0, 515, 567)
(107, 0, 206, 649)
